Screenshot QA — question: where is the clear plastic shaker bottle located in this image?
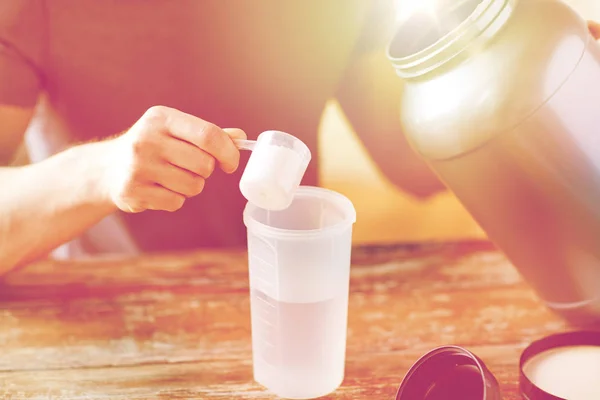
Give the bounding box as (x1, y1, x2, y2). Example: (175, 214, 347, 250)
(243, 186, 356, 399)
(236, 130, 311, 211)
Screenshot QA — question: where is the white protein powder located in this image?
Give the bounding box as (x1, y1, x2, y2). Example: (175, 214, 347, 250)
(523, 345, 600, 400)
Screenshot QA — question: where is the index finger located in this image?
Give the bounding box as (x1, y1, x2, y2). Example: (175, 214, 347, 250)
(589, 21, 600, 40)
(154, 106, 242, 174)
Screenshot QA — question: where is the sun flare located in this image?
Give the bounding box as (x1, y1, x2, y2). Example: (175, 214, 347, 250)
(394, 0, 441, 22)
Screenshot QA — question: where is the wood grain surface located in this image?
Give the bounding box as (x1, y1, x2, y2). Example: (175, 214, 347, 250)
(0, 241, 571, 399)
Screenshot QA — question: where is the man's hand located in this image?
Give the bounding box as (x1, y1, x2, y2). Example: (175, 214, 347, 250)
(589, 21, 600, 39)
(101, 106, 246, 213)
(0, 105, 247, 269)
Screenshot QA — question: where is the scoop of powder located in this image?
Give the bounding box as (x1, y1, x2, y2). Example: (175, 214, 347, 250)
(240, 144, 305, 210)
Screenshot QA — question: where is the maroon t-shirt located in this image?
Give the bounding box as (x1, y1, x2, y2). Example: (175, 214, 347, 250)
(0, 0, 386, 256)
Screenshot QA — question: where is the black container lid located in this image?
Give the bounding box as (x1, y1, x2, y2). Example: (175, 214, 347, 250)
(395, 346, 501, 400)
(395, 331, 600, 400)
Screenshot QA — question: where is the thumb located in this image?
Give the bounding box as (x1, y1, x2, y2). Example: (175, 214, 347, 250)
(589, 21, 600, 40)
(223, 128, 247, 141)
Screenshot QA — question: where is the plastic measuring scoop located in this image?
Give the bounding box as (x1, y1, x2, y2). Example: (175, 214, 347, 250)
(234, 139, 256, 151)
(243, 186, 357, 399)
(235, 131, 311, 211)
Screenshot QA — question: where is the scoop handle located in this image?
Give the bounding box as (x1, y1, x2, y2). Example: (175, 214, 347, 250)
(234, 139, 256, 151)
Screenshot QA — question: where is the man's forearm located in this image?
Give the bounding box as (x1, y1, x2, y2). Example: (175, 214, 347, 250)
(335, 52, 446, 198)
(0, 141, 116, 270)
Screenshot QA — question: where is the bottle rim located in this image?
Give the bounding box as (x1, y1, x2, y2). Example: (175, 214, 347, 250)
(387, 0, 516, 79)
(243, 186, 357, 240)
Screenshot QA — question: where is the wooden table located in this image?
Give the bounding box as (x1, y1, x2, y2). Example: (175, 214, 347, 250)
(0, 241, 570, 399)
